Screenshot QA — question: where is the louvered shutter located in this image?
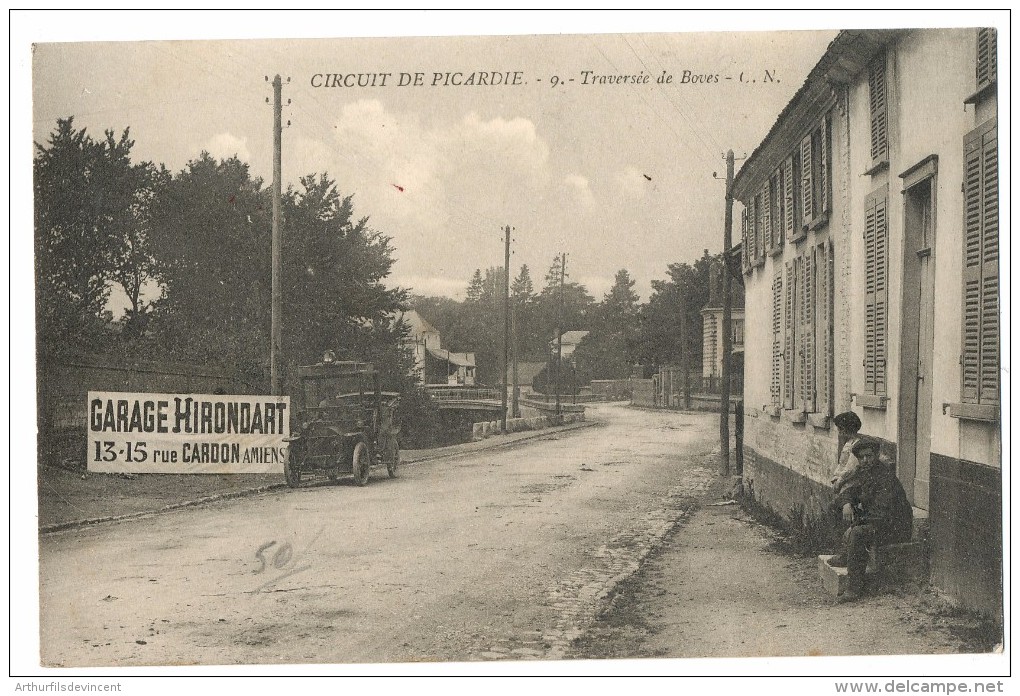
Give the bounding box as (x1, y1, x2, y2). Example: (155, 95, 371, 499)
(772, 271, 783, 408)
(783, 155, 795, 243)
(750, 196, 759, 264)
(762, 184, 773, 257)
(869, 56, 888, 162)
(800, 251, 815, 412)
(783, 260, 796, 409)
(817, 240, 833, 416)
(819, 115, 830, 214)
(962, 119, 999, 405)
(864, 188, 889, 396)
(976, 28, 997, 89)
(800, 135, 813, 225)
(741, 207, 750, 275)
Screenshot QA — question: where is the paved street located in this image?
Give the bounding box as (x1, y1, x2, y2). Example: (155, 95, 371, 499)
(39, 404, 718, 667)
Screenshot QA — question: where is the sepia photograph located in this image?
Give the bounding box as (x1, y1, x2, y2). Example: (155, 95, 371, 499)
(12, 9, 1009, 686)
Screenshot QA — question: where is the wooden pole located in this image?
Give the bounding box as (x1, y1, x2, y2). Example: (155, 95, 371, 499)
(720, 150, 735, 476)
(271, 75, 283, 396)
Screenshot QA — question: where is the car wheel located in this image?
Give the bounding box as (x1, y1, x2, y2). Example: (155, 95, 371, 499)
(352, 441, 371, 486)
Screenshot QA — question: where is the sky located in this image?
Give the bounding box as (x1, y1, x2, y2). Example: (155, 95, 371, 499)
(26, 11, 1007, 309)
(27, 15, 846, 306)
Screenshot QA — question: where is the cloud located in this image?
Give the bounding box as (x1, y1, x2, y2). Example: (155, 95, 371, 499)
(204, 132, 251, 162)
(563, 174, 594, 207)
(612, 165, 650, 200)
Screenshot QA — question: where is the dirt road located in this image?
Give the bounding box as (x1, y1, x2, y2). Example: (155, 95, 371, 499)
(39, 404, 717, 667)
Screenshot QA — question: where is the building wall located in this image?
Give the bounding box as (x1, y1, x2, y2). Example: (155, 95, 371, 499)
(741, 29, 1001, 618)
(740, 91, 850, 491)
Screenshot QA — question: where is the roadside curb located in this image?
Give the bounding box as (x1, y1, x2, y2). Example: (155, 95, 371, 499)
(40, 419, 600, 535)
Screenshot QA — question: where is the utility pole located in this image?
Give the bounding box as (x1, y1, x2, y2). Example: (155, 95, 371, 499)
(502, 226, 511, 432)
(512, 306, 520, 418)
(270, 75, 284, 396)
(720, 149, 735, 476)
(555, 253, 565, 418)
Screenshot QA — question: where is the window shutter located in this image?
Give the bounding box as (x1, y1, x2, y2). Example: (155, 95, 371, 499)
(820, 115, 831, 213)
(800, 251, 816, 412)
(762, 185, 772, 257)
(869, 56, 889, 162)
(800, 135, 813, 225)
(783, 260, 796, 409)
(752, 195, 761, 264)
(962, 119, 999, 405)
(772, 271, 783, 408)
(741, 207, 750, 275)
(783, 155, 795, 242)
(977, 28, 997, 89)
(817, 240, 833, 416)
(864, 188, 889, 396)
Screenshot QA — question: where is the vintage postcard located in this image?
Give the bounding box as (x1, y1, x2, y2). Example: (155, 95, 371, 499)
(13, 10, 1009, 686)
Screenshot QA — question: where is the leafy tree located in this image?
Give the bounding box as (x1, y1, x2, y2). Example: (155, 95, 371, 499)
(634, 250, 743, 372)
(573, 269, 640, 382)
(145, 152, 272, 376)
(34, 117, 151, 352)
(280, 174, 406, 369)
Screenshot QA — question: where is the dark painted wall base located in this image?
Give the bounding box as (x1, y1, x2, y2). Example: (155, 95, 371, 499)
(930, 453, 1003, 619)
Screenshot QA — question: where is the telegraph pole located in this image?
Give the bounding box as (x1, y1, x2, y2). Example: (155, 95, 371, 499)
(270, 75, 284, 396)
(720, 149, 735, 476)
(555, 253, 565, 418)
(502, 226, 511, 432)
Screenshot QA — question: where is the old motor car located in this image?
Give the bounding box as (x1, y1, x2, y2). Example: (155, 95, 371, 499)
(283, 356, 400, 487)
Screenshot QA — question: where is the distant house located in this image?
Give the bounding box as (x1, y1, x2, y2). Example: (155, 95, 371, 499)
(395, 310, 476, 386)
(550, 330, 590, 362)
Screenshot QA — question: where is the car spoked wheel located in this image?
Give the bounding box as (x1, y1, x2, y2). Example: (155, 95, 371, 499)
(352, 441, 371, 486)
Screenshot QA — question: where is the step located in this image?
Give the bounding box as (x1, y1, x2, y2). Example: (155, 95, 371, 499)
(818, 540, 926, 595)
(817, 554, 877, 596)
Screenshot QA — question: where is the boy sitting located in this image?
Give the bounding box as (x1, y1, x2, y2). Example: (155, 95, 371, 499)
(829, 438, 913, 602)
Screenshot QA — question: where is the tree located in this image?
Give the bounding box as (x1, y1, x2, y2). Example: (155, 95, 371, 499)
(280, 174, 407, 370)
(572, 269, 641, 383)
(145, 152, 272, 376)
(34, 118, 150, 352)
(147, 156, 408, 384)
(535, 255, 595, 353)
(465, 269, 484, 303)
(634, 250, 743, 372)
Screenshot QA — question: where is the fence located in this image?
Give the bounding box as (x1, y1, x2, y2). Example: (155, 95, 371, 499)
(425, 386, 501, 403)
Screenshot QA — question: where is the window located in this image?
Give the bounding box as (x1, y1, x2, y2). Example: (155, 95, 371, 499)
(781, 244, 834, 417)
(868, 55, 889, 164)
(863, 185, 889, 399)
(769, 168, 784, 255)
(960, 118, 998, 411)
(800, 114, 832, 231)
(732, 318, 745, 346)
(815, 240, 834, 416)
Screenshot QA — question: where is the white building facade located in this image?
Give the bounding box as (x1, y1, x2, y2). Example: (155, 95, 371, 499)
(734, 29, 1000, 616)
